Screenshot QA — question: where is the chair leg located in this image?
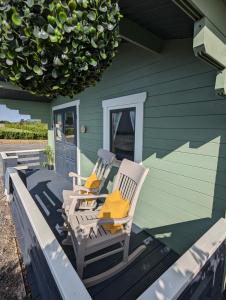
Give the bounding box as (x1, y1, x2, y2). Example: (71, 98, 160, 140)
(77, 257, 85, 279)
(123, 237, 130, 262)
(71, 231, 86, 279)
(58, 222, 68, 232)
(62, 232, 72, 245)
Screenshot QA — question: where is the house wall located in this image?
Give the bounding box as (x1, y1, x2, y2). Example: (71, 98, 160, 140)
(0, 99, 51, 125)
(0, 99, 52, 142)
(50, 38, 226, 255)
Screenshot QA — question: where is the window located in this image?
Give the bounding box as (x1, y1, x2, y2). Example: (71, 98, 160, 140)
(103, 92, 146, 163)
(64, 111, 75, 143)
(110, 108, 135, 161)
(54, 108, 76, 145)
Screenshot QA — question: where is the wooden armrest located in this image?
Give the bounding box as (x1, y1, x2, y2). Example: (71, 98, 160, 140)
(69, 194, 108, 200)
(69, 172, 87, 181)
(79, 216, 132, 230)
(68, 194, 108, 217)
(73, 185, 99, 193)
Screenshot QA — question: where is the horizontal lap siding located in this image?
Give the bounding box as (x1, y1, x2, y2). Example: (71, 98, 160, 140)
(0, 99, 51, 125)
(52, 39, 226, 254)
(136, 41, 226, 254)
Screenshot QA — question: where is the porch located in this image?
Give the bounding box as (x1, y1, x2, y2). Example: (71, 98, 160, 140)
(1, 0, 226, 297)
(13, 167, 179, 299)
(1, 148, 226, 299)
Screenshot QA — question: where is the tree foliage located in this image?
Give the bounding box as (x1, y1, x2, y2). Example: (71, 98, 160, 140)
(0, 0, 121, 98)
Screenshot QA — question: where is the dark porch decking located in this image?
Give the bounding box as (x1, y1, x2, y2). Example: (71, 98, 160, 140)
(20, 168, 179, 300)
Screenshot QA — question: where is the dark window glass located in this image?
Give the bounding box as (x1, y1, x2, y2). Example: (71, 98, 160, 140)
(110, 107, 135, 161)
(64, 111, 75, 144)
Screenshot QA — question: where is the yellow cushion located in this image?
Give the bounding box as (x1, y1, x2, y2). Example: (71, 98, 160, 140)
(80, 172, 101, 203)
(98, 189, 130, 234)
(84, 172, 101, 190)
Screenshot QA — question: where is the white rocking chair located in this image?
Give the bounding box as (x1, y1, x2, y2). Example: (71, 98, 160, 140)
(60, 149, 115, 217)
(66, 159, 149, 287)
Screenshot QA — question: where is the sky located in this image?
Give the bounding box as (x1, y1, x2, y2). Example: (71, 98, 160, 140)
(0, 104, 30, 122)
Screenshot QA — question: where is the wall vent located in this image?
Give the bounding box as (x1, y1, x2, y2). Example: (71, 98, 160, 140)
(193, 18, 226, 70)
(215, 69, 226, 96)
(193, 18, 226, 96)
(196, 51, 224, 71)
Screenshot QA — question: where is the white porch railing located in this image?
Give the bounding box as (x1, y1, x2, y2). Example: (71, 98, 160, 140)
(138, 218, 226, 300)
(6, 167, 91, 300)
(0, 149, 45, 177)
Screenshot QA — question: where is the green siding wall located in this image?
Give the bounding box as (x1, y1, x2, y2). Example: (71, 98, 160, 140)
(51, 38, 226, 254)
(0, 99, 51, 125)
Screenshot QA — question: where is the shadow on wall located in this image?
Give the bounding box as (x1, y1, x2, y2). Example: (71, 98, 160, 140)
(80, 100, 226, 255)
(138, 90, 226, 254)
(80, 89, 226, 255)
(66, 39, 226, 255)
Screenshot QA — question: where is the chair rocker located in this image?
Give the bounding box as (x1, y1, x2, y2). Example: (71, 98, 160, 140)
(60, 149, 115, 217)
(66, 159, 149, 287)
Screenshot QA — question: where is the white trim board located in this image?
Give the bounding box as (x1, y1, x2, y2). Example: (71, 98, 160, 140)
(52, 100, 81, 179)
(102, 92, 147, 163)
(7, 168, 91, 300)
(52, 100, 80, 111)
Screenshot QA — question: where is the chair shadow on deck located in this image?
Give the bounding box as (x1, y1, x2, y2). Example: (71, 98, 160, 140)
(28, 179, 67, 239)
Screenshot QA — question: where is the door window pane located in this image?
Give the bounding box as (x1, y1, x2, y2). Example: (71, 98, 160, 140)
(55, 113, 63, 141)
(110, 108, 135, 161)
(64, 111, 75, 144)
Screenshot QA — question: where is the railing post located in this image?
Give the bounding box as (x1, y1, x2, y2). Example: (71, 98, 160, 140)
(39, 151, 45, 168)
(0, 152, 18, 184)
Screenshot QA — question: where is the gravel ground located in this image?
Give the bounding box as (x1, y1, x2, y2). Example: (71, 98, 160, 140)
(0, 141, 45, 299)
(0, 180, 26, 299)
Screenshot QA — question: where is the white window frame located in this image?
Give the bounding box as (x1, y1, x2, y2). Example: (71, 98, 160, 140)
(52, 100, 80, 177)
(102, 92, 147, 163)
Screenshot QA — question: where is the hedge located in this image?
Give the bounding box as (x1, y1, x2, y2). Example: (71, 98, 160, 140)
(5, 122, 48, 132)
(0, 127, 47, 140)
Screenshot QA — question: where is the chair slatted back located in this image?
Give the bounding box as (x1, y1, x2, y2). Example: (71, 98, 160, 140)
(113, 159, 149, 217)
(119, 174, 137, 201)
(92, 149, 115, 191)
